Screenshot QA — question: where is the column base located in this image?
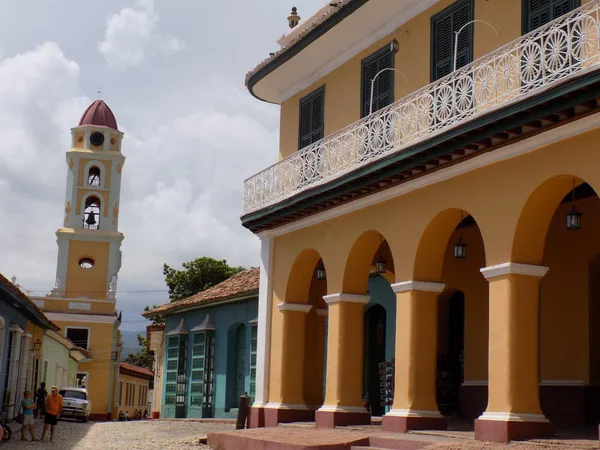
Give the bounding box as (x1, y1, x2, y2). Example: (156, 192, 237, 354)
(263, 404, 314, 427)
(315, 406, 371, 428)
(382, 410, 447, 433)
(475, 413, 553, 443)
(248, 405, 265, 428)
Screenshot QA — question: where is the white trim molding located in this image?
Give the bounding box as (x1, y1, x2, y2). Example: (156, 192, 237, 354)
(478, 412, 549, 423)
(385, 409, 444, 419)
(391, 281, 445, 293)
(8, 324, 24, 334)
(277, 303, 312, 313)
(257, 112, 600, 238)
(265, 402, 310, 410)
(480, 263, 549, 280)
(316, 308, 328, 317)
(45, 312, 118, 324)
(317, 405, 369, 414)
(323, 293, 370, 305)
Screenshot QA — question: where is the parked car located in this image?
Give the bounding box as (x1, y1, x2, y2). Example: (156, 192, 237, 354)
(59, 387, 91, 422)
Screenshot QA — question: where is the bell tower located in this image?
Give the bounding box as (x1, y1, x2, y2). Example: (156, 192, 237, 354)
(32, 100, 126, 421)
(56, 100, 125, 303)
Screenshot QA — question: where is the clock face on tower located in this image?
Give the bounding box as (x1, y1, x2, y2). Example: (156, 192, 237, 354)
(90, 132, 105, 148)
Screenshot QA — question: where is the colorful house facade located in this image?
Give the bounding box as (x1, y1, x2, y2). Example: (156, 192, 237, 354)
(117, 362, 153, 417)
(242, 0, 600, 443)
(30, 99, 126, 421)
(144, 268, 259, 419)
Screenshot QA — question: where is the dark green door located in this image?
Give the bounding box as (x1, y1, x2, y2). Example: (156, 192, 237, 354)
(364, 304, 386, 417)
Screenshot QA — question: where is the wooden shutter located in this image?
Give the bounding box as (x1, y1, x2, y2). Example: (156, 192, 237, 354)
(298, 87, 324, 149)
(431, 0, 474, 82)
(361, 46, 395, 117)
(524, 0, 580, 33)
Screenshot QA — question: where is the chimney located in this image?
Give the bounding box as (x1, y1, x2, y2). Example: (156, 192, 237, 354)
(288, 7, 300, 29)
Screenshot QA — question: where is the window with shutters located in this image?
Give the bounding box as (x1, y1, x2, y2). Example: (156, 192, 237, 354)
(165, 336, 179, 405)
(249, 324, 257, 402)
(431, 0, 474, 82)
(523, 0, 580, 33)
(298, 87, 325, 150)
(361, 45, 395, 118)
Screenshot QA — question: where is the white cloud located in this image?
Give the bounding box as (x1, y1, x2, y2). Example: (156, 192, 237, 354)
(98, 0, 185, 69)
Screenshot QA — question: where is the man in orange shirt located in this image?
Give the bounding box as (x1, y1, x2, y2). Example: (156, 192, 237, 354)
(42, 386, 63, 442)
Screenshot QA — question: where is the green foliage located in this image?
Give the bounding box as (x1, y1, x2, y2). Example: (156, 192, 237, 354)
(163, 257, 245, 302)
(143, 305, 165, 325)
(125, 334, 155, 382)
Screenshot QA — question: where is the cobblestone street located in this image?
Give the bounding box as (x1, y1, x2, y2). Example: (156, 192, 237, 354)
(0, 419, 235, 450)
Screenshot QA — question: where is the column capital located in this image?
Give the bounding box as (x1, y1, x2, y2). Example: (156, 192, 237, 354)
(8, 324, 23, 334)
(277, 303, 312, 313)
(480, 262, 549, 280)
(391, 281, 445, 293)
(323, 293, 370, 305)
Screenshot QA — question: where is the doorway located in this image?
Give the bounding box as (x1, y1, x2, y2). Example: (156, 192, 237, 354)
(364, 304, 386, 416)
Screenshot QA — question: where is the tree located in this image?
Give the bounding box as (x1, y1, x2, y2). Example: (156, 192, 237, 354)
(125, 334, 154, 377)
(163, 257, 245, 302)
(143, 305, 165, 325)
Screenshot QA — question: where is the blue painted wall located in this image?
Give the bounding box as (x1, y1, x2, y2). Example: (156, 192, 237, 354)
(161, 297, 258, 419)
(367, 274, 396, 361)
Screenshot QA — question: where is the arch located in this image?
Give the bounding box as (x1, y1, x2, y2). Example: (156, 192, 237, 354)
(83, 160, 105, 189)
(413, 208, 485, 281)
(285, 248, 326, 305)
(512, 175, 599, 265)
(342, 230, 395, 294)
(81, 191, 105, 230)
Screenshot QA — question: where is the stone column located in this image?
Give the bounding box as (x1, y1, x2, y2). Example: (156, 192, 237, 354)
(249, 235, 273, 429)
(7, 324, 24, 418)
(264, 302, 313, 427)
(382, 281, 447, 432)
(316, 293, 371, 428)
(475, 263, 552, 443)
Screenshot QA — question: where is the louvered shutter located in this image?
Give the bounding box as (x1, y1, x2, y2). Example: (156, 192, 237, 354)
(524, 0, 579, 33)
(431, 0, 474, 82)
(299, 88, 324, 149)
(361, 46, 395, 117)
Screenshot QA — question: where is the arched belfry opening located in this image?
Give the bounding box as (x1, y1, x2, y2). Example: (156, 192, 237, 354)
(88, 166, 101, 186)
(83, 196, 101, 230)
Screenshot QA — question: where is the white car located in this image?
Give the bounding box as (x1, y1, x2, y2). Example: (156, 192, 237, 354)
(59, 387, 91, 422)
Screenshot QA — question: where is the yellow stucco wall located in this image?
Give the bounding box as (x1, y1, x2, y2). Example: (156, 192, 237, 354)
(267, 122, 600, 405)
(279, 0, 523, 159)
(64, 241, 109, 299)
(118, 372, 151, 416)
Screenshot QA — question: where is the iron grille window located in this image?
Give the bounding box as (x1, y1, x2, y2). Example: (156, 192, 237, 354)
(165, 336, 179, 405)
(249, 325, 257, 402)
(203, 333, 215, 411)
(361, 45, 395, 118)
(189, 333, 206, 407)
(298, 87, 325, 149)
(431, 0, 474, 81)
(523, 0, 580, 33)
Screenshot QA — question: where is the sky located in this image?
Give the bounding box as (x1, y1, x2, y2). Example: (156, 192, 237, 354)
(0, 0, 326, 331)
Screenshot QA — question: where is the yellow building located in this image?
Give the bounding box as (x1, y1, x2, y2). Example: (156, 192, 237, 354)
(117, 362, 153, 417)
(242, 0, 600, 443)
(31, 100, 125, 421)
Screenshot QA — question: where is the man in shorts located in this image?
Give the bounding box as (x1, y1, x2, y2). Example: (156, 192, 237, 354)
(42, 386, 63, 442)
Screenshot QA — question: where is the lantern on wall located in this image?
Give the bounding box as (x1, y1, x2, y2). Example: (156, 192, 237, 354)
(375, 235, 387, 274)
(454, 211, 467, 259)
(566, 178, 582, 231)
(316, 261, 326, 280)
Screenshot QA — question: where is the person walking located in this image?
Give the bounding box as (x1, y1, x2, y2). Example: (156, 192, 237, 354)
(20, 390, 38, 441)
(34, 382, 47, 419)
(41, 386, 63, 442)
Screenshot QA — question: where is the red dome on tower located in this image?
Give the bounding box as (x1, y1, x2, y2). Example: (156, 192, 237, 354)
(78, 100, 118, 130)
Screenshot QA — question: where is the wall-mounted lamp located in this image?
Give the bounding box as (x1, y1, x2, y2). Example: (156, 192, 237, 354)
(390, 39, 399, 54)
(31, 339, 41, 352)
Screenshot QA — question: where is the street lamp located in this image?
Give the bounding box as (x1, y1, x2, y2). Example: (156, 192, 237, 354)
(369, 68, 409, 116)
(453, 20, 499, 72)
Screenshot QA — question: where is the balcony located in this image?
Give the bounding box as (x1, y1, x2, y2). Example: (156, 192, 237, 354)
(243, 1, 600, 218)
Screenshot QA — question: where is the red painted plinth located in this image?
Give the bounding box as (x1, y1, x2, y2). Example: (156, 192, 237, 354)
(264, 407, 315, 427)
(382, 414, 447, 433)
(475, 419, 553, 443)
(248, 406, 265, 428)
(315, 409, 371, 428)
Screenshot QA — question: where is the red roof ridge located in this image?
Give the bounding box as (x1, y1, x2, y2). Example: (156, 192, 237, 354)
(119, 361, 153, 378)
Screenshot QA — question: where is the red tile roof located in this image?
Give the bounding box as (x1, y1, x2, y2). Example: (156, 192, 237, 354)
(0, 273, 59, 331)
(119, 362, 153, 379)
(143, 267, 259, 317)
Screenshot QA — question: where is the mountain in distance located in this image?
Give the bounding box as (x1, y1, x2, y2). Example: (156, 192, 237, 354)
(120, 329, 145, 361)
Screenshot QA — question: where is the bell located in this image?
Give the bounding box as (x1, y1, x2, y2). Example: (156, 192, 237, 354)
(85, 211, 96, 226)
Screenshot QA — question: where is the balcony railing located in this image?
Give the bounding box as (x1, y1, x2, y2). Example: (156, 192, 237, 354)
(243, 1, 600, 215)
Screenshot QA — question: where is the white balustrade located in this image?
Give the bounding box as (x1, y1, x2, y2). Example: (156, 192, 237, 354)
(243, 1, 600, 215)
